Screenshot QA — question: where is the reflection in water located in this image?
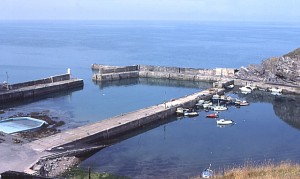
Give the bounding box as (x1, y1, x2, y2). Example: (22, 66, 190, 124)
(93, 77, 212, 90)
(234, 90, 300, 130)
(0, 86, 83, 109)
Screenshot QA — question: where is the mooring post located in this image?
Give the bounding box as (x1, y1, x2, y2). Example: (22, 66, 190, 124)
(88, 167, 91, 179)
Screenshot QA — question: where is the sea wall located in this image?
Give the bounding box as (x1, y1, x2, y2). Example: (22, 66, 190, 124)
(91, 64, 236, 82)
(9, 74, 71, 90)
(0, 74, 83, 104)
(27, 87, 224, 152)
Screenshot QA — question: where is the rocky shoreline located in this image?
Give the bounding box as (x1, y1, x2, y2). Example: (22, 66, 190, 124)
(0, 109, 82, 178)
(236, 48, 300, 86)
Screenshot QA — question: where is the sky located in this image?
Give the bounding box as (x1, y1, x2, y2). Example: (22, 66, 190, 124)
(0, 0, 299, 22)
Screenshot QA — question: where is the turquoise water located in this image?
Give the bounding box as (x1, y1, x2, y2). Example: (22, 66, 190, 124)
(0, 21, 300, 178)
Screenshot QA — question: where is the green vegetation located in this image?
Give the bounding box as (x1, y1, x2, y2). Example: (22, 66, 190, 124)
(61, 167, 129, 179)
(284, 48, 300, 58)
(194, 161, 300, 179)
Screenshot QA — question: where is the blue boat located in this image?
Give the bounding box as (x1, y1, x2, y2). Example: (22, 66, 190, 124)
(0, 117, 48, 134)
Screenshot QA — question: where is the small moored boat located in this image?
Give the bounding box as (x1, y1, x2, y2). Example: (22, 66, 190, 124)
(195, 100, 205, 107)
(184, 110, 199, 117)
(201, 164, 213, 178)
(213, 105, 227, 111)
(235, 100, 249, 106)
(216, 119, 234, 125)
(202, 101, 212, 109)
(269, 87, 282, 93)
(239, 86, 252, 94)
(176, 107, 188, 115)
(206, 113, 219, 118)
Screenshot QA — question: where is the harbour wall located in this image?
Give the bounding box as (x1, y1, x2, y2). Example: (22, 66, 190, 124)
(92, 64, 300, 94)
(0, 74, 84, 104)
(91, 64, 236, 82)
(27, 87, 223, 152)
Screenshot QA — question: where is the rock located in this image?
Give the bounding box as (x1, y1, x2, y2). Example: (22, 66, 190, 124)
(236, 48, 300, 86)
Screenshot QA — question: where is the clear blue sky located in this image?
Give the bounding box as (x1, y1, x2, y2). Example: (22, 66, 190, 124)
(0, 0, 299, 22)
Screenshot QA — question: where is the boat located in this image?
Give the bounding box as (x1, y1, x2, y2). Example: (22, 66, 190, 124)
(213, 100, 228, 111)
(216, 119, 234, 125)
(212, 94, 220, 100)
(239, 86, 252, 94)
(239, 84, 257, 94)
(176, 107, 188, 115)
(184, 110, 199, 117)
(269, 87, 282, 93)
(206, 113, 219, 118)
(0, 117, 48, 134)
(213, 105, 227, 111)
(226, 84, 234, 89)
(245, 84, 257, 90)
(235, 100, 249, 106)
(202, 101, 212, 109)
(271, 91, 282, 96)
(195, 99, 205, 107)
(201, 165, 213, 178)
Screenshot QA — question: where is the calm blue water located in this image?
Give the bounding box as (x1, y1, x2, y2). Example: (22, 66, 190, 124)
(1, 21, 300, 178)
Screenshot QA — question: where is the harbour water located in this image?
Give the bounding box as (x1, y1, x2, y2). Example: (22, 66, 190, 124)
(1, 21, 300, 178)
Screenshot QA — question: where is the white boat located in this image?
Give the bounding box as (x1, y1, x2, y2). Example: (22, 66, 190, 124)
(184, 111, 199, 117)
(216, 119, 234, 125)
(271, 92, 282, 96)
(226, 84, 234, 89)
(176, 107, 188, 115)
(245, 84, 257, 90)
(235, 100, 249, 106)
(212, 94, 220, 100)
(269, 87, 282, 93)
(202, 101, 212, 109)
(195, 99, 205, 107)
(201, 165, 213, 178)
(213, 105, 227, 111)
(213, 100, 227, 111)
(239, 84, 257, 94)
(239, 86, 252, 93)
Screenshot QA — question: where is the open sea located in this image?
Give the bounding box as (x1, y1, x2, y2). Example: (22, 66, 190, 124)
(1, 21, 300, 178)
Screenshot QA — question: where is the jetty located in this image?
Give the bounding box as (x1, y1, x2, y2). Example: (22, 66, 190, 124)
(92, 64, 235, 85)
(0, 73, 84, 104)
(26, 87, 224, 152)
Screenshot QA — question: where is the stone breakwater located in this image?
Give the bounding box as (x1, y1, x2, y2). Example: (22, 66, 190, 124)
(92, 64, 236, 82)
(0, 74, 84, 104)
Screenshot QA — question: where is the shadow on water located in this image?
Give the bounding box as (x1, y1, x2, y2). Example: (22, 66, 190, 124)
(234, 90, 300, 130)
(55, 115, 177, 159)
(93, 77, 212, 90)
(0, 86, 84, 109)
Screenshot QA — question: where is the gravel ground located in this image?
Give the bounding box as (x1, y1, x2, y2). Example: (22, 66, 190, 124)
(0, 110, 75, 177)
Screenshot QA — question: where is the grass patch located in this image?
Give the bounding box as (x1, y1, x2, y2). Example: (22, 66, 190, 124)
(208, 161, 300, 179)
(61, 167, 129, 179)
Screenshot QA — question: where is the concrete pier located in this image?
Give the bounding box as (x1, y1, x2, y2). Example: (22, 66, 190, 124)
(92, 64, 236, 82)
(0, 74, 84, 104)
(26, 87, 224, 153)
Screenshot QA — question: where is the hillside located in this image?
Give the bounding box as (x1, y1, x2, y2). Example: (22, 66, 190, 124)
(237, 48, 300, 86)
